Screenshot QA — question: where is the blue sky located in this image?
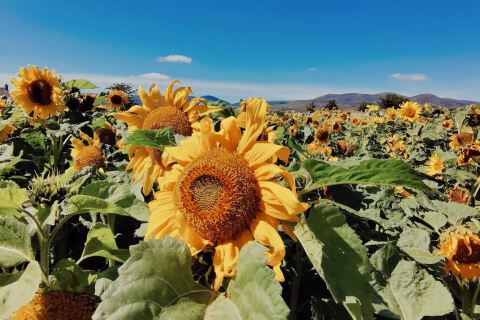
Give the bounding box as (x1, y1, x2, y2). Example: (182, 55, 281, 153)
(1, 0, 480, 102)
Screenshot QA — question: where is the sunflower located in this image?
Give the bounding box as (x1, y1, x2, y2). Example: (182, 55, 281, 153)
(315, 126, 329, 144)
(330, 121, 342, 133)
(384, 108, 397, 121)
(457, 143, 480, 166)
(426, 152, 443, 176)
(449, 133, 473, 150)
(448, 187, 470, 205)
(366, 104, 380, 113)
(467, 104, 480, 127)
(94, 122, 118, 146)
(398, 101, 421, 122)
(11, 66, 64, 119)
(145, 98, 308, 290)
(70, 132, 106, 171)
(114, 81, 209, 194)
(0, 123, 16, 142)
(442, 117, 454, 129)
(438, 227, 480, 281)
(105, 89, 128, 110)
(13, 291, 98, 320)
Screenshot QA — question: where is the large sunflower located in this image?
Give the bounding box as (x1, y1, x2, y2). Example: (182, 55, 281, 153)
(11, 66, 64, 119)
(425, 152, 443, 176)
(70, 132, 106, 171)
(438, 227, 480, 281)
(145, 98, 308, 290)
(114, 81, 208, 194)
(398, 101, 421, 122)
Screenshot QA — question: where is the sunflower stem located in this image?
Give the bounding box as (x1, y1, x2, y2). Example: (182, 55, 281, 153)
(289, 242, 303, 320)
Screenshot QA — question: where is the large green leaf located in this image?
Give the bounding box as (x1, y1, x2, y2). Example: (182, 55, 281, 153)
(380, 260, 454, 320)
(0, 261, 42, 319)
(125, 128, 176, 149)
(205, 242, 289, 320)
(93, 237, 212, 320)
(0, 187, 28, 217)
(67, 180, 149, 221)
(429, 200, 480, 225)
(78, 223, 129, 263)
(0, 216, 34, 267)
(294, 204, 375, 320)
(396, 228, 441, 265)
(64, 79, 97, 90)
(301, 159, 430, 195)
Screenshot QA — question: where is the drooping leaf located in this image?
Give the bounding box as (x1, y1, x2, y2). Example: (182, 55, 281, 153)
(64, 79, 97, 90)
(125, 128, 176, 150)
(396, 228, 441, 264)
(49, 258, 97, 294)
(301, 158, 431, 195)
(380, 260, 454, 320)
(0, 261, 42, 319)
(294, 204, 375, 320)
(0, 216, 34, 267)
(205, 242, 289, 320)
(78, 223, 129, 263)
(93, 237, 212, 320)
(430, 200, 480, 225)
(0, 187, 28, 217)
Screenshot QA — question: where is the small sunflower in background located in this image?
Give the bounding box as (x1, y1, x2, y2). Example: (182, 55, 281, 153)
(70, 132, 106, 172)
(314, 126, 329, 144)
(398, 101, 421, 122)
(11, 66, 65, 119)
(114, 80, 209, 195)
(425, 152, 444, 176)
(146, 98, 308, 290)
(94, 122, 119, 147)
(105, 89, 129, 110)
(449, 133, 473, 150)
(366, 104, 380, 113)
(384, 108, 397, 121)
(456, 143, 480, 166)
(0, 122, 16, 142)
(438, 227, 480, 281)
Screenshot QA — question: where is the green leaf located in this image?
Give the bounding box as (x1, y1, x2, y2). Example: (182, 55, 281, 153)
(67, 180, 149, 221)
(64, 79, 97, 90)
(380, 260, 454, 320)
(78, 223, 129, 263)
(294, 204, 375, 320)
(0, 216, 34, 267)
(301, 158, 431, 195)
(92, 237, 212, 320)
(0, 187, 28, 217)
(310, 297, 353, 320)
(396, 228, 441, 264)
(49, 258, 97, 294)
(430, 200, 480, 225)
(205, 242, 289, 320)
(125, 128, 176, 149)
(0, 261, 42, 319)
(0, 145, 23, 176)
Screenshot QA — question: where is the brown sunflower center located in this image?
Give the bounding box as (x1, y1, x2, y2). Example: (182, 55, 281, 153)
(315, 128, 329, 142)
(13, 291, 99, 320)
(175, 148, 260, 243)
(110, 94, 123, 105)
(143, 106, 193, 162)
(74, 145, 105, 171)
(404, 107, 416, 117)
(96, 128, 116, 146)
(453, 240, 480, 264)
(27, 79, 52, 105)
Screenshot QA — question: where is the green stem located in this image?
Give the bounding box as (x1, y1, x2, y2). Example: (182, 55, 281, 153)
(289, 243, 303, 320)
(469, 282, 480, 318)
(107, 214, 116, 267)
(39, 236, 50, 286)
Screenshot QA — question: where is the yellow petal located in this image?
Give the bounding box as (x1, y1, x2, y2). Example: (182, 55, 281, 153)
(237, 98, 268, 155)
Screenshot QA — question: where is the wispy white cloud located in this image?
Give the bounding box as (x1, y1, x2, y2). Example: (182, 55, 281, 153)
(157, 55, 192, 63)
(140, 72, 169, 80)
(389, 73, 427, 81)
(307, 67, 317, 72)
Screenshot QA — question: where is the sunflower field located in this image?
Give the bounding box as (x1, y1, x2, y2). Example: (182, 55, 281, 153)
(1, 66, 480, 320)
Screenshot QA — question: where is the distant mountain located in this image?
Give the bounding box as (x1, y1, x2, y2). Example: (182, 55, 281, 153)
(269, 93, 478, 110)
